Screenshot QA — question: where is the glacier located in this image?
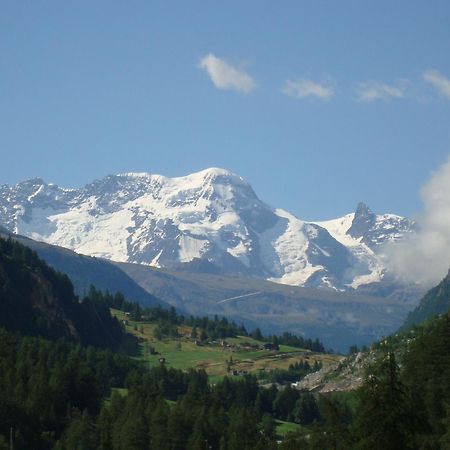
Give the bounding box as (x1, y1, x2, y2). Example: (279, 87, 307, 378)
(0, 168, 416, 291)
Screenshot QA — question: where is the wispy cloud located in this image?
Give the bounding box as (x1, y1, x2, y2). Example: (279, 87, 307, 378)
(282, 79, 335, 101)
(198, 54, 255, 93)
(356, 81, 406, 102)
(423, 69, 450, 98)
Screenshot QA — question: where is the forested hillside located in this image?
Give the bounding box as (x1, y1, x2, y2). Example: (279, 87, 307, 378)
(0, 228, 166, 308)
(0, 237, 123, 348)
(402, 269, 450, 329)
(285, 311, 450, 449)
(0, 330, 135, 449)
(3, 312, 448, 449)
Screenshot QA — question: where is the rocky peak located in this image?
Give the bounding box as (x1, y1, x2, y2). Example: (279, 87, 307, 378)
(347, 202, 376, 240)
(355, 202, 375, 219)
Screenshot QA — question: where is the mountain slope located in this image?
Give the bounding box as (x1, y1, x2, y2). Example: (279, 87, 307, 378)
(297, 296, 450, 436)
(401, 269, 450, 329)
(0, 237, 123, 348)
(0, 229, 410, 351)
(314, 202, 416, 289)
(114, 260, 410, 352)
(0, 228, 168, 308)
(0, 169, 416, 291)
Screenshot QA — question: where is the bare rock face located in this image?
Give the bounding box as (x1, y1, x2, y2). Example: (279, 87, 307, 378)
(294, 352, 370, 393)
(347, 202, 415, 248)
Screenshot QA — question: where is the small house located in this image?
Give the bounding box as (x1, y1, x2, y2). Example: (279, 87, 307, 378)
(263, 343, 279, 351)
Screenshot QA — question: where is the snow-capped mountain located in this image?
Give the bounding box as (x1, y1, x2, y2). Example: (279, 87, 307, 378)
(0, 168, 415, 291)
(314, 202, 416, 289)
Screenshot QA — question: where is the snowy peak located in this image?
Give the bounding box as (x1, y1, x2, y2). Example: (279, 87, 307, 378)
(0, 170, 416, 292)
(346, 202, 415, 249)
(313, 203, 416, 289)
(77, 168, 257, 216)
(116, 167, 248, 189)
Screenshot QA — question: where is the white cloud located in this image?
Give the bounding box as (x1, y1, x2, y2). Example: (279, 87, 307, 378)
(282, 79, 335, 101)
(198, 53, 255, 93)
(357, 82, 405, 102)
(423, 69, 450, 98)
(384, 156, 450, 286)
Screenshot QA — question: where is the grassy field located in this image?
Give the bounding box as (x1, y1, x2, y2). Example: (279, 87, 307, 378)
(112, 309, 341, 381)
(276, 420, 303, 437)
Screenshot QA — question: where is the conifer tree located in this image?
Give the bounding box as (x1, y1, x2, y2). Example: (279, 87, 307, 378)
(353, 352, 415, 450)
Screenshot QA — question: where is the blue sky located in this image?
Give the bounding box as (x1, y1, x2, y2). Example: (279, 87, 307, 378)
(1, 1, 449, 220)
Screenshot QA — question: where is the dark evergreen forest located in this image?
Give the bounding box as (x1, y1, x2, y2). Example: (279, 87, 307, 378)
(0, 238, 124, 348)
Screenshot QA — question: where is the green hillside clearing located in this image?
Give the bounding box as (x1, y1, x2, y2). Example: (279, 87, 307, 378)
(111, 309, 340, 381)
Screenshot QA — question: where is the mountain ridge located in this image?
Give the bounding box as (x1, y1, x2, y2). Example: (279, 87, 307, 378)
(0, 168, 416, 292)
